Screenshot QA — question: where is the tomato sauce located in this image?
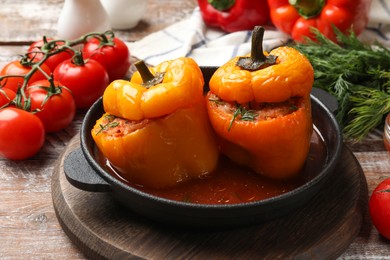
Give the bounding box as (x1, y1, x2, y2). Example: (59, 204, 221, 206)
(95, 126, 327, 205)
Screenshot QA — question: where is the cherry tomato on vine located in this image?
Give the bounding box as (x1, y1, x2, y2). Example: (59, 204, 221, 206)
(82, 36, 130, 81)
(27, 79, 76, 133)
(369, 178, 390, 240)
(0, 107, 45, 160)
(53, 55, 109, 109)
(0, 88, 16, 108)
(0, 60, 51, 93)
(27, 38, 73, 72)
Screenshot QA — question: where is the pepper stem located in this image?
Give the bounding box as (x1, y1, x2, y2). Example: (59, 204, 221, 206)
(236, 26, 277, 71)
(135, 60, 164, 88)
(289, 0, 325, 19)
(208, 0, 235, 11)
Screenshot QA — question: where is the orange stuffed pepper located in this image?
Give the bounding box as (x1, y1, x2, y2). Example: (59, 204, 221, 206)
(206, 26, 314, 180)
(92, 57, 219, 189)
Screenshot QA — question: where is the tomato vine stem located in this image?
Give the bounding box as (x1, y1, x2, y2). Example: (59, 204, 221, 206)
(0, 30, 117, 111)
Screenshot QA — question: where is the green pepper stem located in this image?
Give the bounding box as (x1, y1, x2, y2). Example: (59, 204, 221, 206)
(236, 26, 277, 71)
(251, 26, 267, 63)
(135, 60, 165, 88)
(289, 0, 325, 19)
(135, 61, 155, 83)
(208, 0, 235, 11)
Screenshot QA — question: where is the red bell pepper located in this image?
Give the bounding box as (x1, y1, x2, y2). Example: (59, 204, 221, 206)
(268, 0, 372, 42)
(197, 0, 270, 33)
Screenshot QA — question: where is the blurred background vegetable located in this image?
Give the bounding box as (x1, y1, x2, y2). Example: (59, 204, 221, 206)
(268, 0, 372, 42)
(197, 0, 270, 32)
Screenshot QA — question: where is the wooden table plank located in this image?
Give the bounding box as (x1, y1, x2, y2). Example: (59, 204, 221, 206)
(0, 0, 389, 258)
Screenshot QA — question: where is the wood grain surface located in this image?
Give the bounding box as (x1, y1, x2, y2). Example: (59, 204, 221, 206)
(52, 136, 368, 259)
(0, 0, 389, 259)
(0, 0, 197, 44)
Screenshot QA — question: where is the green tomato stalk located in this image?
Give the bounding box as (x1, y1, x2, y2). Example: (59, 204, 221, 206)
(0, 30, 117, 111)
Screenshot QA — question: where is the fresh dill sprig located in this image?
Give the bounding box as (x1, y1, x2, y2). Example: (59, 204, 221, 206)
(344, 86, 390, 139)
(228, 104, 257, 131)
(292, 27, 390, 140)
(95, 114, 119, 135)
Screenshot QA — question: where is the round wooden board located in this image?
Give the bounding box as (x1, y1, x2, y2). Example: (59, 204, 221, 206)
(52, 136, 369, 259)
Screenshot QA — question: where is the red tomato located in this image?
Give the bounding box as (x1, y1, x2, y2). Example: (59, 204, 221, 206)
(27, 38, 73, 72)
(369, 178, 390, 240)
(0, 107, 45, 160)
(53, 58, 109, 109)
(0, 88, 16, 108)
(27, 80, 76, 133)
(82, 37, 130, 81)
(0, 60, 51, 93)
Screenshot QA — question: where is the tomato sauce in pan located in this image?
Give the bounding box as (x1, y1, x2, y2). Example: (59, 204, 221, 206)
(95, 126, 327, 205)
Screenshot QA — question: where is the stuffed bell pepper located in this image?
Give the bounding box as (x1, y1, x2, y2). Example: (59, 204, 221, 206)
(92, 57, 219, 189)
(206, 26, 314, 180)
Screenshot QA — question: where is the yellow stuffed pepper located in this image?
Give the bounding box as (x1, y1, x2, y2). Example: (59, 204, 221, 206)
(92, 57, 219, 189)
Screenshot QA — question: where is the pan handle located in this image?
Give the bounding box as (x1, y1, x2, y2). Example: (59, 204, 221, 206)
(311, 88, 338, 114)
(64, 148, 112, 192)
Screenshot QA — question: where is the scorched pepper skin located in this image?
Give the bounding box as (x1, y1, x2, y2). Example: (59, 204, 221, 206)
(92, 57, 219, 189)
(268, 0, 372, 42)
(197, 0, 270, 33)
(206, 34, 314, 180)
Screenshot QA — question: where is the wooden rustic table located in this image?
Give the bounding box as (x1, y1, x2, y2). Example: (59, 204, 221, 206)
(0, 0, 389, 259)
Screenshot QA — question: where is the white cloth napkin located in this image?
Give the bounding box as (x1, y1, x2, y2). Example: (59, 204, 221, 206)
(359, 0, 390, 46)
(127, 0, 390, 67)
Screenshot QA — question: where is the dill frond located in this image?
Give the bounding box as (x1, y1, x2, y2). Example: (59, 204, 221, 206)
(292, 27, 390, 140)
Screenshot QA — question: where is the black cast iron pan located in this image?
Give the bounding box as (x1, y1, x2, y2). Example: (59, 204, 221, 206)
(64, 66, 343, 228)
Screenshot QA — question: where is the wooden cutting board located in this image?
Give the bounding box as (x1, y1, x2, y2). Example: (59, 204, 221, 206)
(52, 136, 369, 259)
